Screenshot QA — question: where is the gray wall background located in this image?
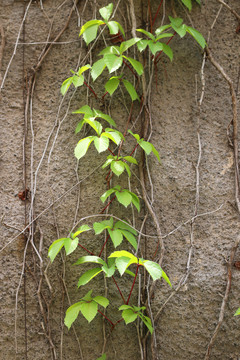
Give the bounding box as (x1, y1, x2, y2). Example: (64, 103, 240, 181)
(0, 0, 240, 359)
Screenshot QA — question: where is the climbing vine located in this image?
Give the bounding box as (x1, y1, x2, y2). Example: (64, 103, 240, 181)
(48, 3, 205, 359)
(1, 1, 240, 359)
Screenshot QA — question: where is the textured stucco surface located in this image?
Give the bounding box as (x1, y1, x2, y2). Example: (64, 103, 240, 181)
(0, 0, 240, 359)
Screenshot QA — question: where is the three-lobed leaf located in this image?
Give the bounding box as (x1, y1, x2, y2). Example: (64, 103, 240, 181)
(64, 290, 109, 328)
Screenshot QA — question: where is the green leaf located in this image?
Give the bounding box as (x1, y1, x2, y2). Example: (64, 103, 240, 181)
(73, 105, 94, 116)
(84, 118, 102, 135)
(94, 136, 109, 153)
(72, 224, 91, 239)
(79, 20, 105, 36)
(136, 28, 155, 40)
(125, 57, 143, 75)
(181, 0, 192, 10)
(61, 77, 73, 95)
(129, 192, 140, 212)
(114, 220, 137, 235)
(74, 255, 106, 266)
(122, 79, 139, 101)
(64, 302, 82, 329)
(100, 188, 116, 203)
(109, 250, 138, 262)
(139, 140, 160, 161)
(102, 129, 122, 145)
(107, 21, 119, 35)
(82, 290, 93, 301)
(234, 308, 240, 316)
(99, 46, 120, 56)
(115, 21, 125, 36)
(161, 268, 172, 287)
(123, 162, 131, 177)
(155, 24, 172, 35)
(102, 262, 116, 277)
(119, 304, 132, 310)
(72, 74, 84, 88)
(120, 229, 137, 250)
(78, 268, 102, 287)
(148, 41, 163, 56)
(141, 315, 154, 334)
(137, 39, 150, 52)
(83, 25, 100, 45)
(119, 38, 141, 53)
(122, 309, 138, 324)
(93, 220, 112, 234)
(48, 238, 66, 262)
(93, 109, 116, 127)
(75, 136, 94, 160)
(79, 20, 105, 45)
(64, 238, 79, 255)
(111, 160, 125, 176)
(155, 33, 174, 41)
(161, 43, 173, 61)
(116, 190, 132, 207)
(139, 140, 153, 155)
(169, 16, 183, 28)
(125, 269, 136, 277)
(99, 3, 113, 21)
(108, 228, 123, 247)
(151, 143, 161, 161)
(123, 156, 138, 165)
(128, 129, 140, 141)
(80, 301, 98, 322)
(186, 26, 206, 48)
(104, 54, 123, 73)
(93, 296, 109, 308)
(143, 260, 163, 281)
(91, 58, 106, 81)
(96, 354, 106, 360)
(78, 64, 91, 75)
(75, 120, 84, 134)
(105, 77, 120, 95)
(115, 256, 135, 275)
(169, 16, 187, 38)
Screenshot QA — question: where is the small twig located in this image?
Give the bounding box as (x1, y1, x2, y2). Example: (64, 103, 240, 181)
(206, 48, 240, 212)
(152, 0, 164, 28)
(0, 24, 5, 95)
(204, 237, 240, 360)
(1, 0, 33, 91)
(216, 0, 240, 22)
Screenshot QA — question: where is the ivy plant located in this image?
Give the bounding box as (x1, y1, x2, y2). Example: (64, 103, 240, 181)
(48, 2, 205, 359)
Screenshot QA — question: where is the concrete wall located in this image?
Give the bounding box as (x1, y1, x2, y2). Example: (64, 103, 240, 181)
(0, 0, 240, 359)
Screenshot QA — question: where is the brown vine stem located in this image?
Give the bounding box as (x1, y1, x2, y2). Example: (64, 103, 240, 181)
(0, 0, 33, 91)
(206, 48, 240, 212)
(204, 46, 240, 359)
(204, 237, 240, 360)
(0, 24, 5, 98)
(216, 0, 240, 22)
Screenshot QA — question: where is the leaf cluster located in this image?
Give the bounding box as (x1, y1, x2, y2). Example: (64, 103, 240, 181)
(47, 3, 207, 358)
(64, 290, 109, 328)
